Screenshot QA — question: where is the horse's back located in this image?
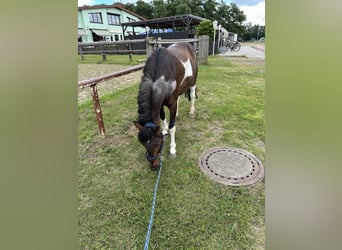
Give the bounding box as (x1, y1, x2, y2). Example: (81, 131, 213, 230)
(167, 42, 197, 65)
(168, 43, 198, 80)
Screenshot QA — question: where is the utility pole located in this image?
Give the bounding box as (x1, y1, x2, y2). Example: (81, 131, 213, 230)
(212, 20, 218, 55)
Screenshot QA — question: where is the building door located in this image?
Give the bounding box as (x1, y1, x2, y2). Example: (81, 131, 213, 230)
(92, 31, 104, 42)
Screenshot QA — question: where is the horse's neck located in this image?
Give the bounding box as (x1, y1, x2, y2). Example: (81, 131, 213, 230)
(138, 75, 163, 125)
(150, 86, 164, 125)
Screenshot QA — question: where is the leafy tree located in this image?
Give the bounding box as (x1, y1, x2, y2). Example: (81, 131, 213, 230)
(242, 23, 265, 41)
(196, 20, 214, 40)
(151, 0, 168, 18)
(123, 2, 135, 12)
(134, 0, 154, 19)
(123, 0, 249, 40)
(187, 0, 205, 17)
(216, 2, 246, 38)
(166, 0, 191, 16)
(202, 0, 218, 20)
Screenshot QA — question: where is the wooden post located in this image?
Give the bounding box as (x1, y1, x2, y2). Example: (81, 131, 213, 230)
(193, 37, 198, 53)
(90, 85, 105, 137)
(79, 46, 84, 60)
(128, 43, 132, 62)
(145, 37, 154, 56)
(198, 35, 209, 64)
(157, 37, 161, 48)
(101, 45, 106, 61)
(102, 53, 107, 61)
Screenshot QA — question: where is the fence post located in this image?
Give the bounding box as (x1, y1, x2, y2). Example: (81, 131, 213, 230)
(145, 37, 154, 56)
(79, 45, 84, 60)
(198, 35, 209, 64)
(157, 37, 162, 48)
(128, 43, 132, 62)
(90, 85, 106, 137)
(193, 36, 198, 52)
(101, 45, 107, 61)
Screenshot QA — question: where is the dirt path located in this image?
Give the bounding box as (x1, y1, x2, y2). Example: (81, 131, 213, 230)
(243, 42, 265, 52)
(78, 64, 142, 103)
(221, 43, 265, 60)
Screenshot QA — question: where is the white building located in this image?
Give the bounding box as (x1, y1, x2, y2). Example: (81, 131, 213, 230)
(78, 4, 146, 43)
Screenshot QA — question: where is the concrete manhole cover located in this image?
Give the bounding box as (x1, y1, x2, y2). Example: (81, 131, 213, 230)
(199, 146, 264, 186)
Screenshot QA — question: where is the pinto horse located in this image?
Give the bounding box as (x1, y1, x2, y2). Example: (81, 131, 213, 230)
(134, 42, 198, 169)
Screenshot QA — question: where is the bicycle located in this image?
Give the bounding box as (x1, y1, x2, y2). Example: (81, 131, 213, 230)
(225, 40, 241, 52)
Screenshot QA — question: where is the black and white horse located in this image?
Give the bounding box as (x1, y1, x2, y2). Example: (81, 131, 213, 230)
(134, 42, 198, 169)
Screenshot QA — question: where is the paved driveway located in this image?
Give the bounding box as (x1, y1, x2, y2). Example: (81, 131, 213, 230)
(219, 43, 265, 59)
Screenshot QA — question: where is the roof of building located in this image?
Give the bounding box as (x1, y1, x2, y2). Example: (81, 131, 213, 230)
(78, 3, 147, 21)
(121, 14, 208, 29)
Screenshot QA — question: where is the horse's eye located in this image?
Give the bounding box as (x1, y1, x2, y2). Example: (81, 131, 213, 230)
(147, 140, 150, 144)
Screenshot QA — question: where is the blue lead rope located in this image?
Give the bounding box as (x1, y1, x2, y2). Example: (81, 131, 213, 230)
(144, 161, 163, 250)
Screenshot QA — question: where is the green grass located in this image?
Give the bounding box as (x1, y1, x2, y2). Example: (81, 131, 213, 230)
(78, 55, 265, 249)
(78, 54, 147, 65)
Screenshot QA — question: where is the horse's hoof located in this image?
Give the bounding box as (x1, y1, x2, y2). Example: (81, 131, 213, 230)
(189, 111, 195, 117)
(169, 153, 177, 159)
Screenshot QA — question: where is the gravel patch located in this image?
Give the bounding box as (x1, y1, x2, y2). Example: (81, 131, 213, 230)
(78, 64, 142, 103)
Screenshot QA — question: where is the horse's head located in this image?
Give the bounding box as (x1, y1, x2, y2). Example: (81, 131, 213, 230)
(134, 121, 163, 170)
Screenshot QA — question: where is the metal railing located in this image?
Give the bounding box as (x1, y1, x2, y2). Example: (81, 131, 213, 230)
(78, 64, 145, 136)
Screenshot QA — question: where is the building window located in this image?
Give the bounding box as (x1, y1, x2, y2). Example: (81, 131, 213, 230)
(127, 17, 136, 23)
(107, 13, 120, 25)
(89, 13, 102, 23)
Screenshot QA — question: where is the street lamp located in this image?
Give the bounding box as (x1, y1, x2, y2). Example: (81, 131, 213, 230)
(212, 20, 218, 55)
(218, 24, 222, 48)
(146, 26, 150, 37)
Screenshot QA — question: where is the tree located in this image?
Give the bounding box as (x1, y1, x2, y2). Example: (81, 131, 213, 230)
(187, 0, 205, 17)
(123, 0, 248, 39)
(134, 0, 154, 19)
(196, 20, 214, 40)
(216, 2, 246, 38)
(123, 2, 135, 12)
(242, 23, 265, 41)
(166, 0, 191, 16)
(202, 0, 218, 20)
(151, 0, 168, 18)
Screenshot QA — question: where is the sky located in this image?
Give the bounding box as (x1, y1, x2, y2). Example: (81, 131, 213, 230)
(78, 0, 265, 26)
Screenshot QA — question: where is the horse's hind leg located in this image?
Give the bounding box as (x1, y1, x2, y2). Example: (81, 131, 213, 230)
(189, 85, 196, 116)
(160, 106, 169, 135)
(176, 97, 180, 118)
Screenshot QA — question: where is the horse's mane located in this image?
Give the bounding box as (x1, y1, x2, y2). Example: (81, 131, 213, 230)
(137, 48, 171, 124)
(137, 74, 153, 124)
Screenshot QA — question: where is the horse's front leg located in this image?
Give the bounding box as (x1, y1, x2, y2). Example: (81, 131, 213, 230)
(168, 104, 177, 156)
(189, 85, 196, 116)
(160, 106, 169, 135)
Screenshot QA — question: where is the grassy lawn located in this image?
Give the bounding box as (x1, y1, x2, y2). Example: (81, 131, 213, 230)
(78, 55, 265, 249)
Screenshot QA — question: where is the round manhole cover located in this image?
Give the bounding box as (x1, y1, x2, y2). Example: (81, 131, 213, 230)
(199, 146, 264, 186)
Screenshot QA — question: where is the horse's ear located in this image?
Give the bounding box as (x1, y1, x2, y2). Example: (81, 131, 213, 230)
(133, 121, 143, 130)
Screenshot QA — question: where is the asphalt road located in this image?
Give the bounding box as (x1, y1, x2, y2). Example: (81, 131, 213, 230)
(219, 43, 265, 59)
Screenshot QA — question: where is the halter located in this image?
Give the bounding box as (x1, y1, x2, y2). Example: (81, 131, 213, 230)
(144, 122, 157, 128)
(144, 122, 164, 163)
(145, 137, 164, 162)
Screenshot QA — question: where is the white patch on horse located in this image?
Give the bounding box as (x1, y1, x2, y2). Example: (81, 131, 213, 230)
(153, 76, 176, 97)
(168, 80, 177, 93)
(169, 126, 176, 155)
(180, 58, 193, 85)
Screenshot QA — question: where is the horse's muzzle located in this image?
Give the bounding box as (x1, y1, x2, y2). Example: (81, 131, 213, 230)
(146, 152, 161, 170)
